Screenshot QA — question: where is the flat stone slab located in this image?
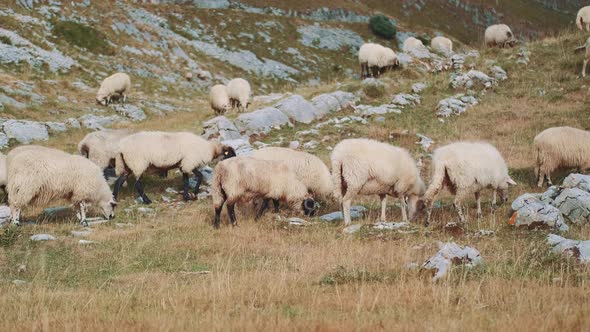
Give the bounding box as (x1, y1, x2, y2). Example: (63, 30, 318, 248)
(234, 107, 292, 135)
(510, 194, 569, 231)
(320, 206, 367, 222)
(421, 242, 482, 281)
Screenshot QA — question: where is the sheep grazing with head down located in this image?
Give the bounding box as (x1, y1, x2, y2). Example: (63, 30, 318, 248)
(209, 84, 231, 115)
(423, 142, 516, 225)
(575, 37, 590, 77)
(358, 43, 399, 78)
(534, 126, 590, 187)
(6, 145, 116, 226)
(331, 138, 425, 226)
(226, 78, 251, 113)
(78, 129, 134, 175)
(577, 6, 590, 31)
(403, 37, 425, 53)
(250, 147, 333, 212)
(484, 24, 517, 48)
(113, 131, 236, 204)
(212, 156, 317, 228)
(96, 72, 131, 106)
(431, 36, 453, 55)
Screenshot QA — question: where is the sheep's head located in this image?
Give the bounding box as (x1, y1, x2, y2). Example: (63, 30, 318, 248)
(302, 197, 318, 217)
(99, 197, 117, 220)
(96, 93, 109, 106)
(222, 146, 236, 159)
(499, 176, 517, 203)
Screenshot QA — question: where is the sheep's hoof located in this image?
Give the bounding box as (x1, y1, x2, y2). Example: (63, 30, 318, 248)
(80, 220, 89, 227)
(11, 221, 20, 227)
(142, 197, 152, 205)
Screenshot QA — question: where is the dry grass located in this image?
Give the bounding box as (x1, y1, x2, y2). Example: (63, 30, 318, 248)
(3, 24, 590, 331)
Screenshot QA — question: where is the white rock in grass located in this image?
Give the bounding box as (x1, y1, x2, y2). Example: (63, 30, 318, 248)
(553, 188, 590, 225)
(511, 194, 569, 231)
(373, 222, 410, 230)
(548, 234, 590, 263)
(30, 234, 56, 241)
(78, 240, 96, 245)
(421, 242, 482, 281)
(12, 279, 26, 285)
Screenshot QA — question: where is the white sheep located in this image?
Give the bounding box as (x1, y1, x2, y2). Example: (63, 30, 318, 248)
(403, 37, 425, 53)
(250, 147, 333, 212)
(6, 145, 116, 226)
(78, 129, 134, 174)
(331, 138, 425, 226)
(577, 6, 590, 31)
(96, 72, 131, 106)
(431, 36, 453, 54)
(484, 24, 517, 48)
(212, 156, 317, 228)
(424, 142, 516, 224)
(0, 152, 6, 202)
(358, 43, 398, 78)
(534, 126, 590, 187)
(113, 131, 236, 204)
(226, 78, 251, 112)
(358, 43, 378, 78)
(575, 37, 590, 77)
(209, 84, 231, 115)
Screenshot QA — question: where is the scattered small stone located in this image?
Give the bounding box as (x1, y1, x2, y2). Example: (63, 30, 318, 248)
(303, 140, 318, 149)
(411, 83, 427, 94)
(476, 230, 495, 237)
(30, 234, 56, 241)
(137, 207, 155, 214)
(416, 133, 433, 151)
(115, 222, 135, 228)
(165, 187, 179, 194)
(71, 230, 92, 237)
(87, 219, 109, 226)
(289, 140, 300, 149)
(373, 222, 410, 230)
(17, 264, 26, 273)
(320, 206, 367, 222)
(421, 242, 483, 281)
(406, 262, 420, 270)
(12, 279, 26, 285)
(78, 240, 96, 245)
(343, 224, 362, 234)
(548, 234, 590, 263)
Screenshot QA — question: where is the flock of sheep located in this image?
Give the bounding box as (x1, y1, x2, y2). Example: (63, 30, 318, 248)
(3, 11, 590, 230)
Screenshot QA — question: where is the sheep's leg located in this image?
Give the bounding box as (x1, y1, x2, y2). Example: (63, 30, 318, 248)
(192, 169, 204, 195)
(491, 190, 497, 212)
(583, 58, 588, 78)
(255, 199, 269, 221)
(379, 194, 387, 222)
(400, 197, 408, 222)
(214, 201, 225, 229)
(537, 170, 545, 188)
(546, 173, 553, 187)
(228, 203, 237, 226)
(475, 191, 482, 219)
(134, 176, 152, 204)
(112, 174, 129, 200)
(453, 194, 466, 224)
(77, 202, 88, 227)
(11, 208, 21, 226)
(342, 199, 352, 225)
(182, 173, 191, 201)
(272, 199, 280, 213)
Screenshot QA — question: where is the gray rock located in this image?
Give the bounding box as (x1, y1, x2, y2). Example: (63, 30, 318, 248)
(422, 242, 483, 281)
(310, 93, 342, 116)
(65, 118, 80, 129)
(416, 134, 433, 151)
(79, 240, 96, 245)
(254, 93, 287, 104)
(78, 114, 123, 130)
(396, 53, 413, 67)
(44, 122, 67, 133)
(202, 116, 242, 141)
(30, 234, 56, 241)
(2, 120, 48, 143)
(412, 83, 427, 94)
(450, 70, 496, 90)
(548, 234, 590, 264)
(375, 116, 385, 122)
(490, 66, 508, 81)
(329, 91, 358, 108)
(354, 104, 401, 117)
(303, 140, 318, 149)
(316, 115, 367, 128)
(553, 188, 590, 225)
(71, 230, 92, 237)
(289, 140, 300, 149)
(406, 45, 432, 59)
(510, 194, 568, 231)
(0, 93, 26, 109)
(436, 94, 479, 117)
(137, 207, 154, 214)
(562, 174, 590, 192)
(391, 94, 421, 108)
(343, 224, 362, 234)
(113, 104, 146, 121)
(234, 107, 292, 135)
(297, 25, 363, 51)
(274, 95, 318, 124)
(373, 222, 410, 230)
(198, 166, 214, 185)
(0, 133, 9, 149)
(320, 205, 367, 222)
(12, 279, 26, 285)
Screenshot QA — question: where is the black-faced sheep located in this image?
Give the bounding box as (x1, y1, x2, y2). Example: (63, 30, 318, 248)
(331, 138, 425, 225)
(78, 129, 134, 176)
(113, 131, 236, 204)
(212, 156, 317, 228)
(6, 145, 116, 226)
(423, 142, 516, 225)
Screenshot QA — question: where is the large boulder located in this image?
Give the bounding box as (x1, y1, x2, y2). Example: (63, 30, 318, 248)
(202, 116, 242, 141)
(553, 188, 590, 225)
(311, 93, 341, 116)
(436, 94, 479, 117)
(274, 95, 318, 124)
(510, 194, 568, 231)
(548, 234, 590, 264)
(2, 119, 48, 143)
(78, 114, 124, 130)
(234, 107, 292, 135)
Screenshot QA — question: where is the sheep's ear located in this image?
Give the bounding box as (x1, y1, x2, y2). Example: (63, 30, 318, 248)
(506, 176, 517, 186)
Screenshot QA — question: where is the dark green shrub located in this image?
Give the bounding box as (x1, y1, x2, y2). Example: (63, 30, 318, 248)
(369, 15, 396, 40)
(52, 21, 115, 55)
(416, 34, 431, 46)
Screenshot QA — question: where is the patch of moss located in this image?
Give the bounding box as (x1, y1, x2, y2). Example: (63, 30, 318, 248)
(0, 35, 12, 45)
(52, 21, 115, 55)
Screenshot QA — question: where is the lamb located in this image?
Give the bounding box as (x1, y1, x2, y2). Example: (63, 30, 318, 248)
(78, 129, 134, 175)
(96, 72, 131, 106)
(534, 126, 590, 187)
(212, 156, 317, 228)
(226, 78, 251, 112)
(250, 147, 333, 212)
(484, 24, 517, 48)
(577, 6, 590, 31)
(209, 84, 231, 115)
(431, 36, 453, 54)
(402, 37, 425, 53)
(575, 37, 590, 77)
(331, 138, 425, 226)
(113, 131, 236, 204)
(423, 142, 516, 225)
(6, 145, 116, 226)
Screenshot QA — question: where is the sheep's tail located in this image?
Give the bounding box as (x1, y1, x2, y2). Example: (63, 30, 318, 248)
(115, 153, 126, 176)
(424, 163, 447, 203)
(330, 158, 346, 200)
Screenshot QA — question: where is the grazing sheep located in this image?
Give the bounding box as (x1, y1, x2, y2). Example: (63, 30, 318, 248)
(358, 43, 398, 78)
(534, 127, 590, 187)
(402, 37, 425, 53)
(484, 24, 517, 48)
(185, 71, 193, 81)
(78, 129, 134, 175)
(96, 72, 131, 106)
(431, 36, 453, 54)
(575, 37, 590, 77)
(424, 142, 516, 224)
(331, 138, 425, 226)
(209, 84, 231, 115)
(251, 147, 333, 212)
(226, 78, 251, 112)
(113, 131, 236, 204)
(212, 156, 317, 228)
(6, 145, 116, 226)
(358, 43, 379, 78)
(577, 6, 590, 31)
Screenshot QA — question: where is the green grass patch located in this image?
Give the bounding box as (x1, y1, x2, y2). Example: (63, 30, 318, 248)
(52, 21, 115, 55)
